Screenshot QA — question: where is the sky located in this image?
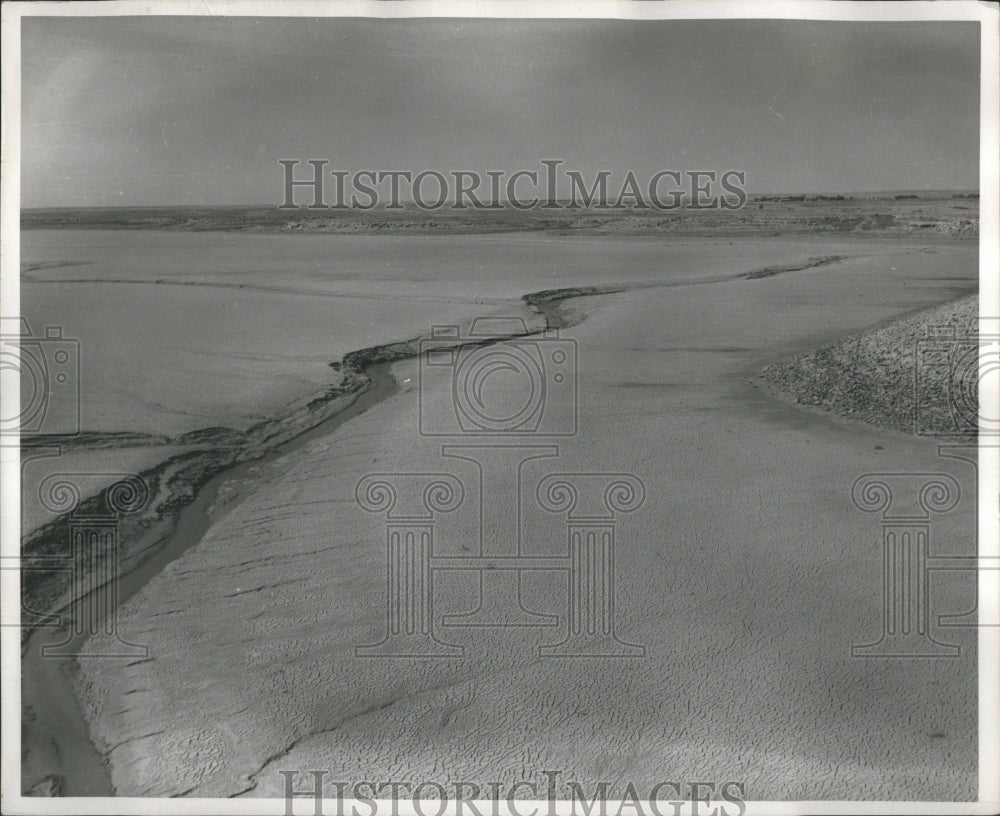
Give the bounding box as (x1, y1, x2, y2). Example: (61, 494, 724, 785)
(20, 16, 980, 207)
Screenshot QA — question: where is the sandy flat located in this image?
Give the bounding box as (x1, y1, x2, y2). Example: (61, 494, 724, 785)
(71, 236, 978, 800)
(22, 230, 956, 437)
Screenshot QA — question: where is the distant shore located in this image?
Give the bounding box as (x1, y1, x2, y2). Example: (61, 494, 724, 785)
(21, 192, 979, 238)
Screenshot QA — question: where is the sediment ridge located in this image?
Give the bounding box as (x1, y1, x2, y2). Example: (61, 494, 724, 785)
(20, 281, 643, 797)
(21, 279, 632, 636)
(759, 293, 979, 437)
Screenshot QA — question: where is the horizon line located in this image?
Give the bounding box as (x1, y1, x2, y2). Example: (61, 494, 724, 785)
(20, 189, 982, 212)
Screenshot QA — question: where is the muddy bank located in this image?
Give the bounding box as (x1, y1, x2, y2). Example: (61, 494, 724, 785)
(759, 293, 978, 436)
(21, 364, 399, 795)
(20, 281, 630, 796)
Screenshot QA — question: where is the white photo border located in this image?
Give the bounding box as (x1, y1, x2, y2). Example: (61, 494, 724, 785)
(1, 2, 997, 814)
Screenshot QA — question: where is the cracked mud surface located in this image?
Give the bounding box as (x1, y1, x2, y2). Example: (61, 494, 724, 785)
(19, 225, 979, 800)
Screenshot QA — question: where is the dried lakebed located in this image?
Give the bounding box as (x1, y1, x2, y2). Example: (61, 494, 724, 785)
(20, 234, 979, 799)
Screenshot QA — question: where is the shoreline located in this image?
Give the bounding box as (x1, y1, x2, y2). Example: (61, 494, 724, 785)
(21, 366, 398, 795)
(21, 248, 978, 797)
(758, 292, 978, 436)
(19, 194, 980, 241)
(19, 280, 638, 797)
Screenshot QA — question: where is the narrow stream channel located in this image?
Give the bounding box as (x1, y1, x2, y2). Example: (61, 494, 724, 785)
(21, 364, 398, 796)
(21, 288, 587, 797)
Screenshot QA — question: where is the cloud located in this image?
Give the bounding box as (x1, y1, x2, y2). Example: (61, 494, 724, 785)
(20, 17, 979, 206)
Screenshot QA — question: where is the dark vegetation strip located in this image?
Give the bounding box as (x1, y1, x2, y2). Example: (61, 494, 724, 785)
(19, 284, 624, 640)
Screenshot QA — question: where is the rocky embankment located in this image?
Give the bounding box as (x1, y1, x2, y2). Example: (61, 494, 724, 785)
(760, 294, 979, 437)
